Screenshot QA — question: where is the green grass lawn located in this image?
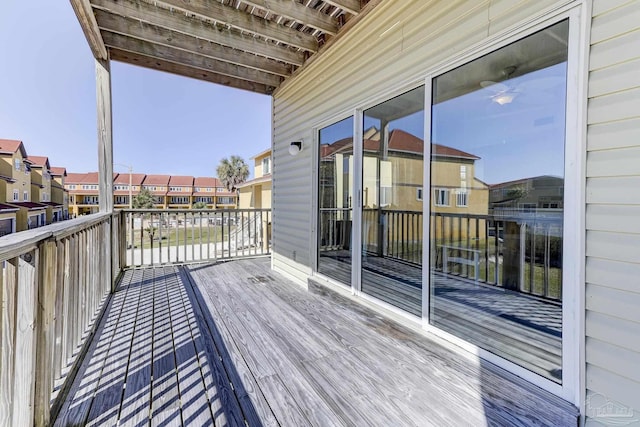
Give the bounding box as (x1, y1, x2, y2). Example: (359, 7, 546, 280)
(128, 225, 234, 249)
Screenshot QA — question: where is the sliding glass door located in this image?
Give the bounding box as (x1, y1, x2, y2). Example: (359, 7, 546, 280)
(429, 20, 568, 383)
(317, 117, 355, 285)
(360, 87, 425, 316)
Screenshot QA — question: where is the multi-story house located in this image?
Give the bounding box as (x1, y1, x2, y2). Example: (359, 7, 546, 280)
(141, 174, 170, 208)
(28, 155, 65, 223)
(66, 172, 101, 216)
(113, 172, 145, 208)
(167, 176, 194, 208)
(238, 149, 272, 210)
(193, 177, 218, 208)
(0, 139, 49, 230)
(50, 166, 69, 220)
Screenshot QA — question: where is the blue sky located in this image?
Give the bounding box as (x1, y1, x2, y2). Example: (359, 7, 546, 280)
(0, 2, 271, 178)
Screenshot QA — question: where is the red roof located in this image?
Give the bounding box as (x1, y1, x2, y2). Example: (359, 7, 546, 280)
(50, 167, 67, 177)
(114, 173, 146, 185)
(0, 139, 27, 157)
(66, 173, 90, 184)
(169, 175, 194, 186)
(26, 155, 50, 169)
(143, 175, 170, 185)
(194, 177, 220, 187)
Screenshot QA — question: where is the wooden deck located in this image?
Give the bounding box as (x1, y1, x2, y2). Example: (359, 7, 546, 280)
(55, 258, 577, 426)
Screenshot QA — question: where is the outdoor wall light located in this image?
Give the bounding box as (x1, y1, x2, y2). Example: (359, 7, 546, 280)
(289, 141, 303, 156)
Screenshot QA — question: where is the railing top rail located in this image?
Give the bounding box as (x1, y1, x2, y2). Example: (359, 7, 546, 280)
(0, 212, 113, 261)
(119, 208, 271, 213)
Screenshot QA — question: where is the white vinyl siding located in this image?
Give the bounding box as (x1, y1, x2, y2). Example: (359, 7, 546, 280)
(272, 0, 562, 279)
(585, 0, 640, 422)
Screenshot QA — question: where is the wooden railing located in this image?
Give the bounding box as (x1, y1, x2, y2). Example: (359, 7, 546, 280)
(120, 208, 272, 267)
(0, 212, 121, 426)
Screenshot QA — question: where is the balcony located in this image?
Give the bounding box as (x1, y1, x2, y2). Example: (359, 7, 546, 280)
(0, 209, 577, 426)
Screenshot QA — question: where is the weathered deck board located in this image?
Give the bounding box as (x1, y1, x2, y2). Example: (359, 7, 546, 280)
(56, 258, 578, 426)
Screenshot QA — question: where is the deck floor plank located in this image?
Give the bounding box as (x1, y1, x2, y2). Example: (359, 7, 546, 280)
(55, 258, 578, 427)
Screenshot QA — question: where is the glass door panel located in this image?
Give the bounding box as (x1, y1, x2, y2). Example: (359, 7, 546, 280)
(429, 20, 568, 382)
(318, 117, 355, 285)
(361, 86, 425, 316)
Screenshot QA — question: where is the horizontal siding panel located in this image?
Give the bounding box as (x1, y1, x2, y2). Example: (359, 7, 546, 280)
(487, 0, 560, 35)
(589, 30, 640, 70)
(586, 310, 640, 353)
(586, 176, 640, 204)
(586, 146, 640, 177)
(588, 58, 640, 98)
(590, 1, 640, 44)
(586, 283, 640, 323)
(586, 364, 640, 415)
(586, 230, 640, 263)
(587, 118, 640, 151)
(586, 204, 640, 233)
(587, 337, 640, 384)
(592, 0, 635, 17)
(586, 257, 640, 293)
(587, 87, 640, 124)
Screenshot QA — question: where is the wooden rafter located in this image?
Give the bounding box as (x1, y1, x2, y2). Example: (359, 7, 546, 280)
(109, 48, 273, 94)
(91, 0, 306, 65)
(95, 10, 292, 77)
(70, 0, 108, 59)
(156, 0, 318, 52)
(102, 31, 283, 87)
(322, 0, 361, 16)
(240, 0, 339, 35)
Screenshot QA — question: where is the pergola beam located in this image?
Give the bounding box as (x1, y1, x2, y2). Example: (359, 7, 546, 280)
(70, 0, 108, 59)
(322, 0, 361, 16)
(95, 9, 292, 77)
(109, 49, 273, 94)
(240, 0, 339, 35)
(157, 0, 318, 52)
(91, 0, 306, 65)
(102, 31, 283, 87)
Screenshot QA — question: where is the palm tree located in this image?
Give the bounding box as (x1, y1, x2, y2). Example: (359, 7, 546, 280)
(216, 155, 249, 192)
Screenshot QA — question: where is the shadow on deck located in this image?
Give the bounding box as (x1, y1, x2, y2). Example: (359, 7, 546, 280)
(55, 258, 577, 426)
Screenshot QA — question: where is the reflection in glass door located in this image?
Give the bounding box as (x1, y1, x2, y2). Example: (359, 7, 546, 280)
(361, 87, 425, 316)
(429, 20, 568, 382)
(317, 117, 355, 285)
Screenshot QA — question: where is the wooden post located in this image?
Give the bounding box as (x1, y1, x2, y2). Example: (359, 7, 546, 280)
(34, 241, 58, 426)
(13, 252, 39, 427)
(96, 57, 113, 213)
(0, 259, 19, 426)
(502, 221, 521, 291)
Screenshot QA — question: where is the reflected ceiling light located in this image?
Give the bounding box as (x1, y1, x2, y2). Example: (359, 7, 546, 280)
(492, 93, 516, 105)
(289, 141, 303, 156)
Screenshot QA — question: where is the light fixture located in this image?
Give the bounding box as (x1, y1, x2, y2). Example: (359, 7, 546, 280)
(289, 141, 303, 156)
(492, 93, 516, 105)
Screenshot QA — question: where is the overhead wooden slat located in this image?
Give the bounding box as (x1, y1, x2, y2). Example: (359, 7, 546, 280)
(91, 0, 306, 66)
(70, 0, 108, 59)
(96, 10, 292, 77)
(109, 48, 273, 94)
(240, 0, 339, 35)
(322, 0, 361, 16)
(102, 31, 283, 87)
(156, 0, 318, 52)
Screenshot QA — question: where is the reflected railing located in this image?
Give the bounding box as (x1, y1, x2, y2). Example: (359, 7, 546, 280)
(120, 209, 271, 267)
(320, 208, 562, 301)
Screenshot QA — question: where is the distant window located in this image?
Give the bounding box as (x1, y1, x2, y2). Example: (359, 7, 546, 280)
(23, 191, 28, 201)
(460, 165, 467, 179)
(13, 189, 18, 201)
(262, 157, 271, 175)
(456, 190, 468, 207)
(434, 189, 449, 207)
(14, 159, 20, 171)
(416, 188, 423, 201)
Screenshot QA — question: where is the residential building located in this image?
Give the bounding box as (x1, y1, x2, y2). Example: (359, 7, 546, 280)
(113, 172, 145, 208)
(238, 148, 272, 210)
(0, 139, 32, 204)
(66, 172, 100, 216)
(28, 155, 65, 223)
(193, 177, 218, 208)
(167, 175, 194, 208)
(50, 166, 69, 220)
(142, 174, 170, 208)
